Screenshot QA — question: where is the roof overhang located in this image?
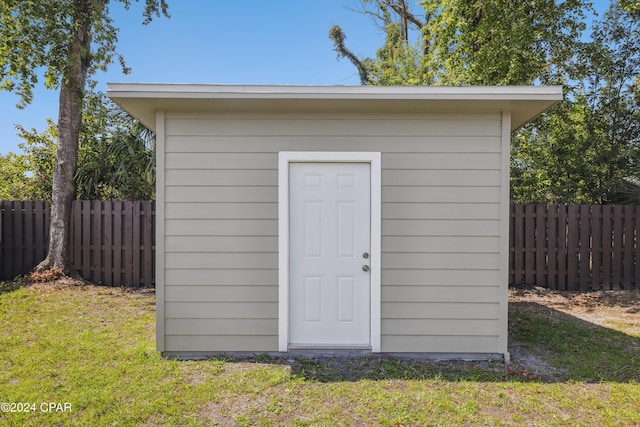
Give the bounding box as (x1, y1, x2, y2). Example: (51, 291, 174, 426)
(107, 83, 563, 132)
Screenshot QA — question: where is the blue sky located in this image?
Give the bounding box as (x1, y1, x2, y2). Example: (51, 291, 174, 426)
(0, 0, 609, 155)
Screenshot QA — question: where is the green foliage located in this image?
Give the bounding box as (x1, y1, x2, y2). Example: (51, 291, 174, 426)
(420, 0, 589, 85)
(11, 93, 156, 201)
(333, 1, 640, 204)
(75, 92, 156, 200)
(16, 120, 58, 201)
(332, 0, 590, 87)
(1, 284, 639, 425)
(0, 0, 169, 107)
(0, 151, 32, 199)
(512, 3, 640, 203)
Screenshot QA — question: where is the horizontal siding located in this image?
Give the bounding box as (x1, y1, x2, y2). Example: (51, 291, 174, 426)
(384, 170, 501, 187)
(165, 111, 501, 121)
(381, 335, 499, 353)
(166, 319, 277, 335)
(165, 170, 277, 186)
(382, 253, 499, 270)
(382, 236, 499, 253)
(165, 152, 500, 171)
(383, 153, 500, 170)
(382, 187, 500, 203)
(166, 236, 277, 252)
(165, 336, 277, 352)
(166, 153, 276, 170)
(166, 168, 500, 187)
(162, 110, 505, 354)
(165, 136, 502, 153)
(165, 285, 277, 302)
(166, 187, 277, 203)
(166, 117, 501, 137)
(382, 219, 499, 236)
(165, 269, 277, 286)
(382, 204, 499, 220)
(165, 204, 277, 220)
(383, 319, 499, 335)
(165, 253, 277, 269)
(165, 219, 277, 236)
(381, 286, 500, 302)
(382, 302, 498, 319)
(381, 268, 500, 286)
(166, 302, 277, 319)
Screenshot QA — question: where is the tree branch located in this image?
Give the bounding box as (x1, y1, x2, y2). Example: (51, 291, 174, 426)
(329, 25, 370, 85)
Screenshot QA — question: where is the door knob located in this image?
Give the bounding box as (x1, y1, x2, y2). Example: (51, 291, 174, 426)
(363, 252, 369, 259)
(362, 265, 370, 272)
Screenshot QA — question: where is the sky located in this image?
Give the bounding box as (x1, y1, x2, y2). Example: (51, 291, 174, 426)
(0, 0, 610, 155)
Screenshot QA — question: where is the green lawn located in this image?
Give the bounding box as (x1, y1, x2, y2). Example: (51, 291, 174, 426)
(0, 280, 639, 426)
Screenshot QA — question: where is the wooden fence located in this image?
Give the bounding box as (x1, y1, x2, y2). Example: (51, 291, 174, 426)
(3, 201, 640, 290)
(0, 200, 155, 286)
(511, 204, 640, 290)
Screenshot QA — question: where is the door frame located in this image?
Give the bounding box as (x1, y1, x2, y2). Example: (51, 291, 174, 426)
(278, 152, 381, 352)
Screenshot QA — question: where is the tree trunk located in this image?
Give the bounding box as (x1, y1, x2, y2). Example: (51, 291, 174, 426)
(36, 0, 97, 274)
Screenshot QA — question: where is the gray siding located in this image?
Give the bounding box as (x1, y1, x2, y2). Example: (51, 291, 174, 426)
(162, 111, 504, 354)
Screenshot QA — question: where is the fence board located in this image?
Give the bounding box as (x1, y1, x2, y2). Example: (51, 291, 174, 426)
(567, 205, 579, 290)
(547, 205, 558, 288)
(513, 204, 524, 285)
(94, 200, 103, 284)
(23, 202, 33, 273)
(613, 206, 623, 289)
(113, 202, 123, 285)
(143, 201, 153, 287)
(557, 205, 567, 290)
(510, 204, 640, 290)
(4, 201, 640, 290)
(624, 206, 634, 288)
(602, 205, 612, 289)
(4, 202, 14, 278)
(35, 201, 45, 263)
(525, 204, 535, 285)
(635, 206, 640, 289)
(133, 202, 141, 286)
(81, 200, 90, 279)
(591, 205, 602, 290)
(0, 200, 155, 287)
(535, 204, 546, 285)
(15, 201, 23, 275)
(73, 202, 81, 272)
(124, 202, 134, 285)
(579, 205, 591, 291)
(103, 201, 113, 287)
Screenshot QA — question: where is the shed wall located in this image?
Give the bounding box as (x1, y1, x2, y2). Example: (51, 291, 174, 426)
(161, 111, 505, 353)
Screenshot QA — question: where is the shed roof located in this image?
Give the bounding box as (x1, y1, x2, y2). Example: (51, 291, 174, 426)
(107, 83, 563, 132)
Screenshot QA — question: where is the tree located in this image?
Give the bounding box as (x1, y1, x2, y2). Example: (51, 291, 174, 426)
(511, 3, 640, 203)
(15, 119, 58, 201)
(13, 93, 156, 201)
(0, 151, 32, 200)
(332, 1, 640, 204)
(74, 91, 156, 200)
(330, 0, 590, 86)
(0, 0, 168, 275)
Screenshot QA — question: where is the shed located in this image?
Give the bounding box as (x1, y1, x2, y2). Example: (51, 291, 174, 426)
(108, 83, 562, 360)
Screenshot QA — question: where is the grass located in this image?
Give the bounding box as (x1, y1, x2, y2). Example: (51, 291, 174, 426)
(0, 280, 638, 426)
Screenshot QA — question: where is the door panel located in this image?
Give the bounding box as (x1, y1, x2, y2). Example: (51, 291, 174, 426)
(289, 162, 371, 347)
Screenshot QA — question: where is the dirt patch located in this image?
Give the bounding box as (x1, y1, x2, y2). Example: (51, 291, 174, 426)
(508, 287, 640, 380)
(509, 287, 640, 332)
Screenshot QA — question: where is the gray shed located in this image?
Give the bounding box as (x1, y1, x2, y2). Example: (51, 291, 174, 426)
(108, 84, 562, 360)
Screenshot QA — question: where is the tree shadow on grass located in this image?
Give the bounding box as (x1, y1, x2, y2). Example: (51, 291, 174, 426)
(0, 279, 25, 295)
(508, 301, 640, 383)
(219, 302, 639, 384)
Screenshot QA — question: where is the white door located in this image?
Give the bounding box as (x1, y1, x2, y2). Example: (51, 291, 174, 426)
(289, 162, 371, 347)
